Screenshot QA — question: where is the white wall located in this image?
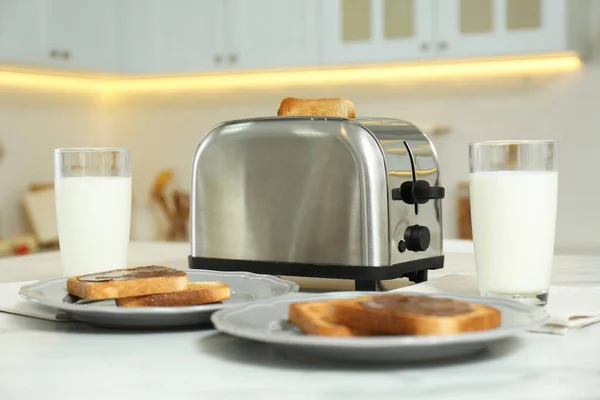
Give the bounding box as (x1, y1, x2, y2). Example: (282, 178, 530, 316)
(1, 60, 599, 255)
(0, 87, 109, 238)
(106, 64, 600, 255)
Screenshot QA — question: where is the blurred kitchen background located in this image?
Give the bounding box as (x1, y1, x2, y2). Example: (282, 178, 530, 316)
(0, 0, 598, 257)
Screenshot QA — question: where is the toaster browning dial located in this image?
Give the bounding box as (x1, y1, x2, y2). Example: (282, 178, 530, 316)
(403, 225, 431, 252)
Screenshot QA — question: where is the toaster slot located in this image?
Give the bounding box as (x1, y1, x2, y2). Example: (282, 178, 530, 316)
(390, 141, 419, 214)
(404, 141, 418, 215)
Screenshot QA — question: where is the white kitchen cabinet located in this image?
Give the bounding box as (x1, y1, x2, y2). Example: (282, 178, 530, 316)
(227, 0, 319, 69)
(120, 0, 222, 74)
(122, 0, 319, 74)
(0, 0, 46, 64)
(435, 0, 588, 58)
(46, 0, 116, 71)
(0, 0, 591, 76)
(0, 0, 116, 72)
(321, 0, 436, 64)
(321, 0, 588, 66)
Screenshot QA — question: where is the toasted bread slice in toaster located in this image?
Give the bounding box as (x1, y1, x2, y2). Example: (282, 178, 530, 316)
(331, 294, 502, 335)
(277, 97, 356, 118)
(288, 300, 372, 337)
(66, 265, 188, 300)
(115, 281, 231, 307)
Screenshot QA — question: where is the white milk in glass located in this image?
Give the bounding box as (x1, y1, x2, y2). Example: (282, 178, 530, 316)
(55, 176, 132, 276)
(469, 171, 558, 294)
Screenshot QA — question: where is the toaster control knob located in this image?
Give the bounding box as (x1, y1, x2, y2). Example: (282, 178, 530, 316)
(397, 240, 407, 253)
(404, 225, 430, 252)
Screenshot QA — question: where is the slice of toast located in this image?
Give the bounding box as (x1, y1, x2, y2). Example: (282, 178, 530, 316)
(331, 294, 502, 335)
(288, 300, 372, 337)
(66, 265, 188, 300)
(115, 281, 231, 307)
(277, 97, 356, 118)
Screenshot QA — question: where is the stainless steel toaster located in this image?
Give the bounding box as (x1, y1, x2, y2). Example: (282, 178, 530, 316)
(189, 117, 445, 291)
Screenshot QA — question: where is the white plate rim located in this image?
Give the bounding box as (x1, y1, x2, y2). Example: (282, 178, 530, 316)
(18, 269, 300, 315)
(211, 291, 550, 348)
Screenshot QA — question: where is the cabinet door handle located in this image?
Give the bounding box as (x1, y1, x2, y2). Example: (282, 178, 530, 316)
(49, 49, 59, 58)
(62, 51, 70, 60)
(420, 42, 430, 52)
(214, 54, 222, 64)
(437, 41, 448, 51)
(228, 54, 237, 64)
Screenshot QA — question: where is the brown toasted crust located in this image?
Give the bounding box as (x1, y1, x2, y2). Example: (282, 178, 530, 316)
(288, 300, 372, 337)
(115, 281, 231, 307)
(277, 97, 356, 118)
(66, 266, 189, 300)
(332, 295, 502, 335)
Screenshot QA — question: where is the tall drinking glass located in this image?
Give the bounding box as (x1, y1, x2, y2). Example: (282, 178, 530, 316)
(54, 148, 132, 276)
(469, 140, 557, 306)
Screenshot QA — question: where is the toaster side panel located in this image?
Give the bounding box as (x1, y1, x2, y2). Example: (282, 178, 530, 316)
(357, 119, 444, 266)
(190, 118, 389, 267)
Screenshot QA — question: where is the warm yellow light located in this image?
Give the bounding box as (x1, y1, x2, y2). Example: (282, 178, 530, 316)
(109, 53, 582, 93)
(0, 70, 105, 92)
(0, 52, 582, 94)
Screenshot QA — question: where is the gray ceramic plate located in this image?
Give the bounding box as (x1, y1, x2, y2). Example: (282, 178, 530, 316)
(211, 291, 549, 363)
(19, 269, 299, 329)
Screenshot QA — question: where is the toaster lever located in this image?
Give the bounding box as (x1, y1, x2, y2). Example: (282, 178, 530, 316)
(391, 182, 415, 203)
(391, 180, 445, 204)
(412, 180, 445, 204)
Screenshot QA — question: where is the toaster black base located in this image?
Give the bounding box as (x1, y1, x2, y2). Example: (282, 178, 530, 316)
(188, 255, 444, 291)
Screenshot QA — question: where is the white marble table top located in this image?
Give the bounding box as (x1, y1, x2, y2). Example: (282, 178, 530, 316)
(0, 241, 599, 400)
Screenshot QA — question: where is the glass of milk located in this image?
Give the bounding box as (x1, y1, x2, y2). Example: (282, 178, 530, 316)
(54, 148, 132, 276)
(469, 140, 557, 306)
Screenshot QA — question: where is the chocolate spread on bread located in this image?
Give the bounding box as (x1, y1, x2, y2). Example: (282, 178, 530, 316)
(360, 295, 473, 316)
(77, 266, 185, 282)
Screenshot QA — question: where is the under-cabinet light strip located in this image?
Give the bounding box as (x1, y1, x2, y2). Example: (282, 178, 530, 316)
(0, 52, 582, 93)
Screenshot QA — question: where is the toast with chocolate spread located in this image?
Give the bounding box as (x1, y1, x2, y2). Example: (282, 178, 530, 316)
(332, 294, 501, 335)
(66, 265, 189, 300)
(116, 281, 231, 307)
(289, 294, 501, 336)
(289, 300, 372, 337)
